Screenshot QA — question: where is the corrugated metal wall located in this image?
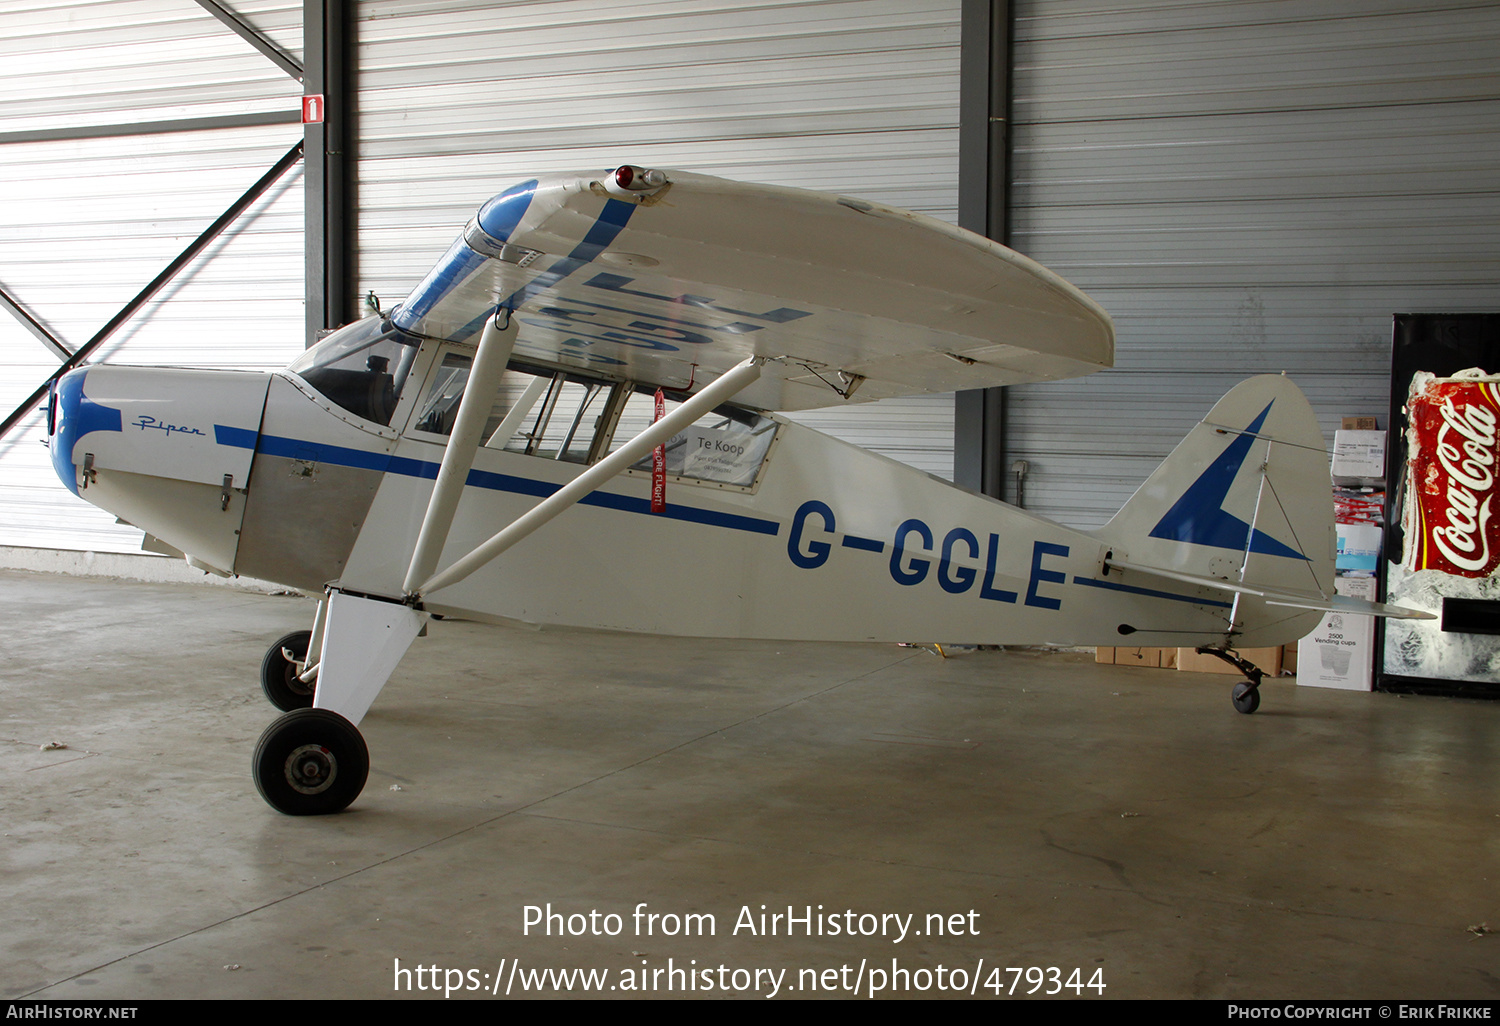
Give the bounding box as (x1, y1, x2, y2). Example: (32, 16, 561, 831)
(1005, 0, 1500, 527)
(0, 0, 304, 552)
(355, 0, 962, 477)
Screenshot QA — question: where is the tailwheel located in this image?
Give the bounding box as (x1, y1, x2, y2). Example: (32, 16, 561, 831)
(253, 708, 368, 815)
(1231, 680, 1261, 715)
(260, 630, 315, 711)
(1194, 647, 1267, 715)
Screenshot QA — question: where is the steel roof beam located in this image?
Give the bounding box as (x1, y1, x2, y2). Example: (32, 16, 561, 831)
(195, 0, 304, 81)
(0, 141, 305, 442)
(0, 287, 71, 360)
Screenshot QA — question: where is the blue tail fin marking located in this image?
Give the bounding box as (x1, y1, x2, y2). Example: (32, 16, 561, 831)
(1148, 401, 1308, 560)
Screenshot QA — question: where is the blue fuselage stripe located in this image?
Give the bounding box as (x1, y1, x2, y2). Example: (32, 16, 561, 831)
(214, 424, 259, 449)
(1071, 575, 1233, 609)
(224, 430, 780, 537)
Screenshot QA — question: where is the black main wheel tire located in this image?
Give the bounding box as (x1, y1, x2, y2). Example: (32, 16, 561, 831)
(261, 630, 315, 711)
(1231, 680, 1261, 715)
(253, 708, 369, 815)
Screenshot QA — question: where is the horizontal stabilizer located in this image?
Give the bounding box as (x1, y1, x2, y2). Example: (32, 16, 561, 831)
(1264, 593, 1434, 620)
(1108, 558, 1433, 620)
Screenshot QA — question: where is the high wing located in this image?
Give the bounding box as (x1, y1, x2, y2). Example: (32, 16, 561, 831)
(389, 167, 1115, 412)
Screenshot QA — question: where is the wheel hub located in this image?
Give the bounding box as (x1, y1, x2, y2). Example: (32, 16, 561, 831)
(285, 744, 338, 794)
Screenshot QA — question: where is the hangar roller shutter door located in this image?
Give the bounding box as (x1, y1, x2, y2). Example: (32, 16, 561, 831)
(1004, 0, 1500, 528)
(0, 0, 304, 553)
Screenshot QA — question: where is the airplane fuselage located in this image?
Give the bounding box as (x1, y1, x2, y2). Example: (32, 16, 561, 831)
(49, 331, 1307, 651)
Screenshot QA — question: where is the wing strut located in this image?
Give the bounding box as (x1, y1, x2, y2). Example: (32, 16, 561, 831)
(413, 356, 764, 599)
(402, 311, 519, 595)
(484, 373, 549, 449)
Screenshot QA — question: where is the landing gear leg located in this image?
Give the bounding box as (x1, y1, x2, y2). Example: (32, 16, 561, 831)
(1194, 647, 1266, 715)
(251, 589, 424, 814)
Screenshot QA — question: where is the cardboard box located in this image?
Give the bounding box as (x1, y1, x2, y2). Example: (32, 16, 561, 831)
(1331, 429, 1387, 481)
(1336, 523, 1383, 573)
(1333, 574, 1378, 601)
(1176, 646, 1283, 676)
(1095, 647, 1178, 668)
(1114, 646, 1158, 668)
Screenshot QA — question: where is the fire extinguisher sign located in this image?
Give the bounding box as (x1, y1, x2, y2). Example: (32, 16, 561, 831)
(302, 95, 325, 124)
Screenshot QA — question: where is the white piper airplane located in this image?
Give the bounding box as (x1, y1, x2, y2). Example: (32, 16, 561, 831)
(44, 166, 1429, 815)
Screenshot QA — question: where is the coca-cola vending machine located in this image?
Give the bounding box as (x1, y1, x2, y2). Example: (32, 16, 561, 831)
(1379, 313, 1500, 696)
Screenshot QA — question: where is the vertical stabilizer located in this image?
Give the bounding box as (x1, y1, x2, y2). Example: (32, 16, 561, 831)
(1093, 375, 1335, 639)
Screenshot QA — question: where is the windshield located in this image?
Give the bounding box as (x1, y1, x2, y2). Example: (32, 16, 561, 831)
(287, 316, 421, 427)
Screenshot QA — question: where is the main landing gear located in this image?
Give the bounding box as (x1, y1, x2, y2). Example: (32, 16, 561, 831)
(250, 590, 425, 815)
(1194, 647, 1267, 714)
(253, 708, 369, 815)
(257, 630, 369, 814)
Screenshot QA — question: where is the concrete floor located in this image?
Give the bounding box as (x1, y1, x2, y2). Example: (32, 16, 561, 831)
(2, 569, 1497, 1001)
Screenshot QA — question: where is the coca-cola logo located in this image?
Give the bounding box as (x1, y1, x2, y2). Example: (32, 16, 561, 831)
(1428, 397, 1497, 573)
(1406, 373, 1500, 578)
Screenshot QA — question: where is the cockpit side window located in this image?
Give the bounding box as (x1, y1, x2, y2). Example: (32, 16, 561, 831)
(401, 352, 776, 487)
(412, 354, 472, 436)
(406, 352, 622, 466)
(608, 387, 777, 488)
(500, 374, 611, 462)
(287, 316, 420, 427)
